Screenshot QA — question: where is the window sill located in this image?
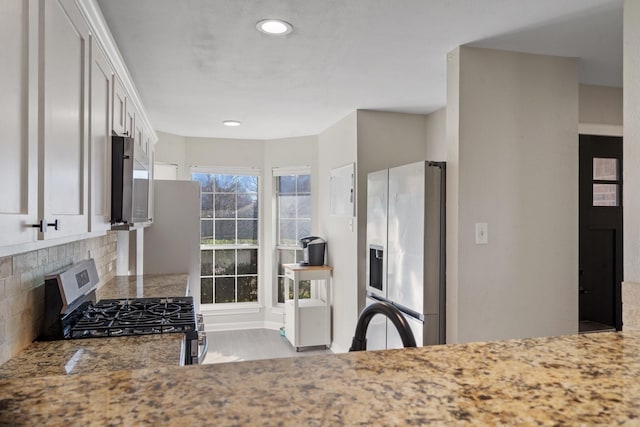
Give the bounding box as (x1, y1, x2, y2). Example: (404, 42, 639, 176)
(200, 303, 263, 316)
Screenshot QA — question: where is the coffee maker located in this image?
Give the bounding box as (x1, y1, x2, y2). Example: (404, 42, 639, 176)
(299, 236, 326, 266)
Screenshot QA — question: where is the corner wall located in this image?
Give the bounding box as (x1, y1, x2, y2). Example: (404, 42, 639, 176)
(355, 110, 429, 313)
(623, 0, 640, 330)
(448, 47, 579, 343)
(318, 112, 358, 353)
(155, 131, 189, 180)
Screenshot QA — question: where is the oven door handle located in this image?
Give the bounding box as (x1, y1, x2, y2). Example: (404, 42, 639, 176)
(198, 332, 209, 364)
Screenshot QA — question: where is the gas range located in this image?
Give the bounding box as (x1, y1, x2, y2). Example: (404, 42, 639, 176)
(40, 259, 206, 365)
(68, 297, 196, 339)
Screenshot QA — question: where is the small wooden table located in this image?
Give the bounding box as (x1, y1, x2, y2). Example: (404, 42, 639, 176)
(283, 264, 333, 351)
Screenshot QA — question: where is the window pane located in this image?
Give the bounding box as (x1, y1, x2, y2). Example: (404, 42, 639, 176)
(201, 250, 213, 276)
(237, 220, 258, 244)
(215, 277, 235, 303)
(237, 249, 258, 274)
(237, 176, 258, 193)
(201, 220, 213, 245)
(215, 249, 235, 275)
(279, 220, 296, 245)
(278, 249, 296, 275)
(201, 193, 214, 218)
(278, 176, 296, 194)
(297, 220, 311, 241)
(198, 172, 260, 305)
(279, 195, 296, 218)
(237, 276, 258, 302)
(593, 158, 618, 181)
(294, 250, 304, 263)
(215, 194, 236, 218)
(297, 195, 311, 217)
(201, 278, 213, 304)
(237, 194, 258, 218)
(215, 220, 236, 244)
(215, 175, 237, 192)
(193, 173, 214, 192)
(297, 175, 310, 193)
(593, 184, 618, 206)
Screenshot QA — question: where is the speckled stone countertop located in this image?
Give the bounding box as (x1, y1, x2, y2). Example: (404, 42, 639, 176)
(95, 273, 189, 299)
(2, 331, 640, 426)
(0, 334, 184, 380)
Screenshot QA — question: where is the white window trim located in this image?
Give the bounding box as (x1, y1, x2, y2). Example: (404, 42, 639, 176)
(273, 165, 310, 177)
(192, 166, 261, 176)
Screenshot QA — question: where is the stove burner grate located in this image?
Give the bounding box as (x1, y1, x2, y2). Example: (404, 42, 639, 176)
(69, 296, 196, 339)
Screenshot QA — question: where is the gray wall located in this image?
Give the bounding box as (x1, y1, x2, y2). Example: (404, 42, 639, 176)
(355, 110, 430, 313)
(447, 47, 579, 343)
(623, 0, 640, 329)
(318, 112, 359, 352)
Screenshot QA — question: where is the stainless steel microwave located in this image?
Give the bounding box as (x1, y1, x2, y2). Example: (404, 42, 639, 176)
(111, 135, 150, 225)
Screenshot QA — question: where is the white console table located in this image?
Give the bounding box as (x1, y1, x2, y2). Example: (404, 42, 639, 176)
(283, 264, 332, 351)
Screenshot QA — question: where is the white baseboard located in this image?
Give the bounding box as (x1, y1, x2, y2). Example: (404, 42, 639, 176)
(204, 320, 283, 333)
(330, 341, 349, 354)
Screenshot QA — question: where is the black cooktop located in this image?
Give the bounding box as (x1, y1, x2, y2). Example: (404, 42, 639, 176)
(69, 297, 196, 339)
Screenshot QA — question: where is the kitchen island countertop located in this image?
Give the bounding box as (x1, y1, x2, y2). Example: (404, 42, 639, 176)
(2, 331, 640, 425)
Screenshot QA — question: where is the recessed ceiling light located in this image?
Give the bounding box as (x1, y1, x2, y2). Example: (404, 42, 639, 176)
(223, 120, 241, 127)
(256, 19, 293, 35)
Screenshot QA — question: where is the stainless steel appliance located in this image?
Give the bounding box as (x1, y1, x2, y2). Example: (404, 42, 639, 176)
(299, 236, 326, 266)
(365, 161, 446, 348)
(39, 259, 207, 365)
(111, 134, 150, 226)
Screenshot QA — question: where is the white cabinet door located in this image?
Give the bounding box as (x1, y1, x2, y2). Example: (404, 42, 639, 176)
(125, 98, 136, 138)
(41, 0, 90, 238)
(0, 0, 39, 245)
(147, 134, 155, 224)
(89, 40, 113, 232)
(112, 75, 127, 136)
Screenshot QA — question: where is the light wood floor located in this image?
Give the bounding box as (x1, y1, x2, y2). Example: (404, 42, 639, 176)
(203, 328, 333, 364)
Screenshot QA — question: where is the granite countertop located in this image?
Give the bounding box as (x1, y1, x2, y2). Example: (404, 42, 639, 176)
(0, 334, 184, 380)
(95, 273, 189, 299)
(2, 331, 640, 425)
(0, 274, 190, 381)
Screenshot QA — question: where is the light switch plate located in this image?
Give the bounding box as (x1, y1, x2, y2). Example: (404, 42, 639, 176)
(475, 223, 488, 245)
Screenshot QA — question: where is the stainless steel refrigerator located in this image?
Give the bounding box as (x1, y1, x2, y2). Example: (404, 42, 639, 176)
(365, 161, 445, 349)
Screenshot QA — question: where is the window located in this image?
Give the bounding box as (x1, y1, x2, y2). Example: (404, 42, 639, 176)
(592, 158, 619, 207)
(274, 171, 311, 303)
(193, 171, 259, 305)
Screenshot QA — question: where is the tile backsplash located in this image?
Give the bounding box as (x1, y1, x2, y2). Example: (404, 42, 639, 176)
(0, 232, 117, 365)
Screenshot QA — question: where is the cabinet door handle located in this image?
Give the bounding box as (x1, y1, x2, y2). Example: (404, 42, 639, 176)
(30, 219, 59, 233)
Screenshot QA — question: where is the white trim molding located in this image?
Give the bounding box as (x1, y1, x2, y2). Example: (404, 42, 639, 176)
(579, 123, 623, 137)
(75, 0, 158, 142)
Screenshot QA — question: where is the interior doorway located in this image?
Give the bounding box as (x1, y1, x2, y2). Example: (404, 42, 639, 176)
(578, 134, 623, 333)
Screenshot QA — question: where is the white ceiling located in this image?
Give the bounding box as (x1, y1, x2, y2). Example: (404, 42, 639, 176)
(96, 0, 622, 140)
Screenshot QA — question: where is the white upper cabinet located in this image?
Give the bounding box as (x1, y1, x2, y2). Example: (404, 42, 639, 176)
(112, 75, 127, 136)
(89, 39, 113, 232)
(40, 0, 90, 239)
(0, 0, 157, 248)
(125, 98, 136, 138)
(0, 0, 39, 246)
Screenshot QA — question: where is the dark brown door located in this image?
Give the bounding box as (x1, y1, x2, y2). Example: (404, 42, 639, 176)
(579, 134, 623, 331)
